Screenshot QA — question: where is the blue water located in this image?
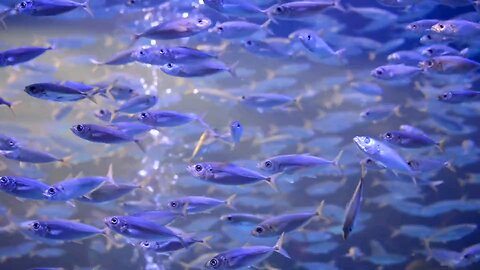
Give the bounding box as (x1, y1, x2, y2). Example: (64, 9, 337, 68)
(0, 0, 479, 270)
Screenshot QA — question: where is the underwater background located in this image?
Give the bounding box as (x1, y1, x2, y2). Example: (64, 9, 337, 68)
(0, 0, 480, 269)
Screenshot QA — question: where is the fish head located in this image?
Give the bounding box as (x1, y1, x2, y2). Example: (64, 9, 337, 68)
(370, 67, 388, 79)
(360, 158, 378, 169)
(342, 225, 352, 240)
(137, 111, 154, 125)
(139, 240, 157, 251)
(257, 159, 278, 173)
(353, 136, 376, 154)
(192, 16, 212, 30)
(297, 30, 317, 48)
(405, 22, 419, 32)
(146, 95, 158, 106)
(387, 53, 400, 63)
(0, 137, 18, 151)
(0, 176, 15, 192)
(24, 84, 46, 97)
(27, 220, 48, 237)
(104, 216, 126, 232)
(431, 22, 453, 35)
(94, 109, 112, 121)
(70, 124, 91, 139)
(15, 0, 34, 14)
(251, 223, 273, 237)
(229, 121, 243, 142)
(419, 58, 437, 72)
(220, 214, 234, 223)
(421, 47, 435, 57)
(267, 4, 290, 19)
(187, 163, 214, 179)
(407, 159, 420, 171)
(43, 186, 60, 200)
(438, 91, 453, 102)
(167, 199, 183, 211)
(382, 132, 400, 144)
(160, 62, 181, 76)
(132, 47, 151, 62)
(204, 255, 227, 269)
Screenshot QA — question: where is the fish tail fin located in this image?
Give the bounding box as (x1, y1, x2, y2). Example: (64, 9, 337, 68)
(106, 163, 116, 185)
(445, 159, 455, 172)
(85, 91, 97, 104)
(335, 48, 347, 63)
(333, 0, 346, 12)
(187, 130, 209, 161)
(181, 201, 190, 217)
(225, 194, 236, 209)
(228, 61, 239, 78)
(260, 19, 274, 36)
(7, 101, 21, 116)
(333, 149, 344, 168)
(265, 173, 281, 192)
(56, 155, 73, 169)
(179, 261, 192, 270)
(315, 200, 325, 217)
(178, 235, 188, 248)
(134, 139, 146, 153)
(460, 47, 469, 57)
(0, 8, 12, 30)
(199, 235, 213, 249)
(390, 229, 400, 238)
(129, 34, 141, 48)
(436, 138, 446, 152)
(294, 94, 304, 111)
(273, 233, 291, 259)
(82, 0, 93, 17)
(393, 105, 402, 117)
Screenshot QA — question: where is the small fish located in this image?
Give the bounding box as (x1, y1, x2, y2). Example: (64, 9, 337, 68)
(210, 20, 271, 39)
(360, 104, 400, 122)
(43, 165, 112, 201)
(104, 215, 186, 243)
(230, 121, 243, 144)
(134, 46, 216, 65)
(1, 146, 65, 163)
(382, 130, 444, 149)
(187, 162, 275, 188)
(90, 48, 138, 66)
(204, 233, 290, 269)
(70, 124, 145, 152)
(387, 50, 426, 66)
(407, 158, 454, 173)
(353, 136, 412, 174)
(115, 95, 157, 114)
(371, 64, 422, 80)
(421, 44, 465, 57)
(24, 82, 97, 103)
(240, 93, 299, 109)
(220, 213, 267, 226)
(21, 219, 102, 242)
(15, 0, 92, 16)
(0, 46, 52, 67)
(137, 110, 209, 129)
(431, 20, 480, 39)
(242, 38, 293, 58)
(77, 183, 140, 204)
(291, 29, 345, 61)
(132, 16, 211, 42)
(0, 175, 49, 200)
(94, 108, 112, 122)
(140, 236, 208, 253)
(420, 56, 480, 75)
(251, 201, 324, 237)
(257, 150, 343, 174)
(167, 194, 236, 215)
(266, 1, 341, 21)
(203, 0, 265, 17)
(437, 90, 480, 104)
(160, 59, 236, 78)
(342, 177, 364, 240)
(405, 19, 439, 33)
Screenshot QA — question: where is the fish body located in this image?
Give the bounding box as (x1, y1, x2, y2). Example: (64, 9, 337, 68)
(382, 130, 439, 148)
(230, 121, 243, 143)
(134, 46, 216, 65)
(76, 183, 140, 203)
(167, 195, 235, 214)
(187, 162, 271, 186)
(134, 16, 211, 41)
(0, 175, 49, 200)
(342, 177, 364, 240)
(0, 46, 52, 67)
(2, 146, 63, 163)
(15, 0, 92, 16)
(24, 82, 96, 102)
(160, 59, 234, 77)
(266, 1, 337, 20)
(22, 219, 102, 241)
(371, 64, 422, 80)
(137, 110, 198, 127)
(240, 93, 295, 108)
(420, 56, 480, 74)
(43, 176, 108, 201)
(115, 95, 157, 114)
(438, 90, 480, 104)
(258, 152, 341, 174)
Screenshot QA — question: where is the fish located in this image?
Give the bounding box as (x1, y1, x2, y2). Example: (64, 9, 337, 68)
(132, 16, 211, 42)
(1, 146, 66, 164)
(0, 134, 19, 150)
(77, 183, 141, 204)
(115, 95, 157, 114)
(24, 82, 98, 103)
(166, 194, 236, 215)
(220, 213, 268, 226)
(104, 215, 186, 243)
(420, 56, 480, 75)
(382, 130, 444, 149)
(257, 150, 343, 174)
(0, 175, 49, 200)
(266, 1, 341, 21)
(204, 233, 290, 269)
(94, 108, 112, 122)
(0, 46, 52, 67)
(353, 136, 413, 174)
(137, 110, 210, 129)
(134, 46, 217, 65)
(251, 201, 324, 237)
(159, 59, 236, 78)
(371, 64, 422, 80)
(139, 235, 209, 253)
(342, 177, 364, 240)
(21, 219, 103, 242)
(437, 90, 480, 104)
(210, 20, 271, 39)
(70, 123, 145, 152)
(14, 0, 92, 16)
(90, 48, 139, 66)
(229, 120, 243, 144)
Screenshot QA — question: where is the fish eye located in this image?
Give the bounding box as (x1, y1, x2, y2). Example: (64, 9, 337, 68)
(47, 187, 56, 195)
(364, 137, 371, 144)
(375, 69, 383, 75)
(99, 109, 105, 115)
(442, 93, 448, 99)
(245, 40, 252, 46)
(128, 0, 135, 4)
(241, 95, 246, 100)
(366, 159, 373, 164)
(226, 216, 232, 221)
(439, 24, 445, 29)
(0, 177, 7, 184)
(195, 164, 203, 172)
(159, 49, 165, 54)
(364, 111, 370, 116)
(140, 112, 148, 119)
(217, 26, 223, 32)
(75, 125, 84, 132)
(129, 89, 134, 93)
(385, 133, 392, 139)
(349, 228, 352, 232)
(197, 18, 204, 24)
(139, 50, 145, 55)
(426, 34, 432, 40)
(264, 160, 272, 168)
(32, 222, 40, 230)
(255, 227, 263, 233)
(169, 201, 178, 208)
(307, 35, 312, 40)
(209, 258, 219, 267)
(110, 217, 118, 225)
(236, 123, 241, 128)
(427, 49, 433, 55)
(8, 140, 15, 146)
(411, 24, 417, 29)
(166, 63, 173, 68)
(19, 1, 27, 8)
(142, 241, 150, 247)
(275, 6, 283, 13)
(427, 60, 434, 67)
